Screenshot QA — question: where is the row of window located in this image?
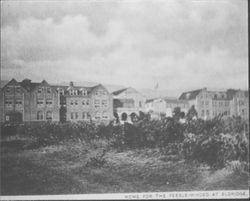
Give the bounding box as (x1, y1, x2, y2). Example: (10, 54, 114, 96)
(37, 111, 52, 120)
(70, 112, 90, 120)
(70, 111, 109, 120)
(37, 87, 51, 94)
(94, 99, 108, 108)
(95, 90, 107, 96)
(212, 111, 230, 116)
(70, 99, 90, 106)
(68, 90, 107, 96)
(69, 90, 88, 96)
(212, 101, 230, 107)
(5, 86, 22, 94)
(200, 101, 209, 107)
(202, 110, 231, 117)
(5, 100, 23, 107)
(37, 99, 53, 106)
(201, 110, 210, 117)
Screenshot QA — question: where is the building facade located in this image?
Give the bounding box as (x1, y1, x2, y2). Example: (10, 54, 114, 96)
(0, 79, 113, 124)
(145, 97, 189, 119)
(112, 87, 145, 121)
(179, 88, 249, 120)
(54, 82, 113, 123)
(0, 78, 60, 123)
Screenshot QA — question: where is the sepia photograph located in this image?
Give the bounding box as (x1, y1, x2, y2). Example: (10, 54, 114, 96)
(0, 0, 249, 200)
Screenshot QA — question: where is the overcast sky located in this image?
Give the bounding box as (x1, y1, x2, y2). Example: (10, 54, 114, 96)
(1, 0, 248, 93)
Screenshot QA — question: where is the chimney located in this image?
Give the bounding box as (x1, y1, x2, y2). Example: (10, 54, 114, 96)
(22, 79, 31, 85)
(69, 81, 74, 87)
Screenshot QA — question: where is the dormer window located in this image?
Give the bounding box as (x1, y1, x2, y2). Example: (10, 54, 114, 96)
(6, 87, 11, 93)
(70, 89, 78, 95)
(15, 86, 21, 94)
(38, 87, 43, 93)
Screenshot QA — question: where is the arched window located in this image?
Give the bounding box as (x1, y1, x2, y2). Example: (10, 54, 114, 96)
(46, 111, 52, 120)
(37, 111, 43, 120)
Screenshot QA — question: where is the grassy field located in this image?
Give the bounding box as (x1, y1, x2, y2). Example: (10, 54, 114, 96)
(1, 139, 249, 195)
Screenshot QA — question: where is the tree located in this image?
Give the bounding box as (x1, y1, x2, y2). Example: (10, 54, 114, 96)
(173, 107, 182, 121)
(186, 105, 198, 121)
(121, 113, 128, 121)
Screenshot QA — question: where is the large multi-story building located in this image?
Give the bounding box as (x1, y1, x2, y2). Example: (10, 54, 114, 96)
(0, 79, 113, 123)
(179, 88, 249, 120)
(145, 97, 189, 119)
(54, 82, 113, 122)
(0, 78, 60, 123)
(112, 87, 145, 121)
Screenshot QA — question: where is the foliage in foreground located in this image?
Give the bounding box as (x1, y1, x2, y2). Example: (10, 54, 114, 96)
(1, 115, 249, 169)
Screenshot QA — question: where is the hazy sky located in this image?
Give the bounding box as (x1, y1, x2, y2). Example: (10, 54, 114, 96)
(1, 0, 248, 92)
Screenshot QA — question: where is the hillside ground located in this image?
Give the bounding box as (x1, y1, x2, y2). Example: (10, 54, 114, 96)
(1, 139, 249, 195)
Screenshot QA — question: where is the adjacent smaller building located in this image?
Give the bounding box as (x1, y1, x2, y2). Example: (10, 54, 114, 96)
(145, 97, 189, 119)
(112, 87, 145, 122)
(54, 82, 113, 123)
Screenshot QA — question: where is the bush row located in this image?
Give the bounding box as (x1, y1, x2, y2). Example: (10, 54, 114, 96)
(1, 115, 249, 169)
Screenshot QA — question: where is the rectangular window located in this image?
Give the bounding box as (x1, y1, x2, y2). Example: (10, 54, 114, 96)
(5, 100, 13, 107)
(86, 100, 89, 105)
(46, 99, 53, 106)
(82, 90, 87, 96)
(87, 112, 91, 119)
(206, 110, 209, 116)
(94, 100, 100, 108)
(38, 87, 43, 93)
(102, 100, 108, 107)
(82, 100, 85, 105)
(75, 100, 78, 105)
(71, 112, 74, 119)
(75, 112, 78, 119)
(70, 100, 74, 105)
(201, 110, 205, 116)
(47, 87, 51, 94)
(37, 99, 44, 106)
(15, 86, 21, 94)
(15, 100, 22, 106)
(82, 112, 86, 119)
(205, 101, 209, 106)
(6, 87, 11, 93)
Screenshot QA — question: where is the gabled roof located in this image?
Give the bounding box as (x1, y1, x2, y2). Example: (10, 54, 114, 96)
(179, 89, 202, 100)
(0, 80, 9, 89)
(2, 78, 28, 91)
(112, 88, 128, 96)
